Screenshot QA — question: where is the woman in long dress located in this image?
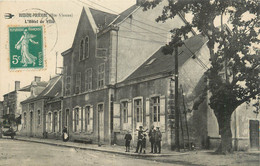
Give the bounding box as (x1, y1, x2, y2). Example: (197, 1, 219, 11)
(15, 29, 38, 67)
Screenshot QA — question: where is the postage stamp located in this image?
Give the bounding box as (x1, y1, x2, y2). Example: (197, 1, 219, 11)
(9, 26, 44, 69)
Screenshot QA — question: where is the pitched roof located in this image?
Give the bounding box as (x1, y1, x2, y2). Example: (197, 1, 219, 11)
(21, 76, 62, 103)
(19, 81, 48, 92)
(89, 8, 118, 29)
(112, 4, 139, 25)
(124, 35, 208, 82)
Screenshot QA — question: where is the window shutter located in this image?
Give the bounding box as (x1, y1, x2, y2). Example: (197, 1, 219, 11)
(57, 111, 60, 132)
(78, 107, 82, 132)
(89, 106, 93, 132)
(50, 113, 53, 132)
(82, 107, 86, 132)
(72, 110, 75, 132)
(127, 101, 132, 130)
(160, 96, 166, 131)
(145, 98, 150, 128)
(113, 103, 120, 131)
(45, 114, 48, 131)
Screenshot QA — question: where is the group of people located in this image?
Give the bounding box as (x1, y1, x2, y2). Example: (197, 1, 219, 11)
(124, 125, 162, 154)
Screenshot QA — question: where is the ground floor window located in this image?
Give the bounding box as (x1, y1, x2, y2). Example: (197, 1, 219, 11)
(152, 96, 160, 122)
(121, 101, 128, 123)
(23, 112, 26, 128)
(46, 112, 52, 132)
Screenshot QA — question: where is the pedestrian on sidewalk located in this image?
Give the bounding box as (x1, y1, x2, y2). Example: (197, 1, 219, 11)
(154, 127, 162, 154)
(141, 133, 147, 154)
(124, 131, 132, 152)
(62, 126, 69, 142)
(148, 125, 155, 153)
(135, 126, 148, 154)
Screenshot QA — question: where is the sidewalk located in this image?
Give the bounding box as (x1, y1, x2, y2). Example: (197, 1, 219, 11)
(13, 136, 188, 157)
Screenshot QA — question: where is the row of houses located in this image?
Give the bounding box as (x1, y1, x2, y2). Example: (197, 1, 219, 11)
(1, 0, 259, 150)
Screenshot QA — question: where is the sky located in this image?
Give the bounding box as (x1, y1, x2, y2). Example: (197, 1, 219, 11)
(0, 0, 136, 100)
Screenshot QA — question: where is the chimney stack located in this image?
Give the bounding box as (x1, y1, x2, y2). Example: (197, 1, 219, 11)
(34, 76, 41, 82)
(15, 81, 20, 91)
(136, 0, 145, 6)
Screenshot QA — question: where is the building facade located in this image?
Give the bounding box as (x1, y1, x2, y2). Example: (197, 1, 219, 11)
(61, 0, 195, 145)
(20, 76, 62, 139)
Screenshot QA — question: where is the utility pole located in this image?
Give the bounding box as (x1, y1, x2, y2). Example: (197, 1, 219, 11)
(174, 45, 180, 152)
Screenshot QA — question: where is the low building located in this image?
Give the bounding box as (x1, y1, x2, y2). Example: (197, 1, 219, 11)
(20, 76, 62, 138)
(113, 34, 210, 148)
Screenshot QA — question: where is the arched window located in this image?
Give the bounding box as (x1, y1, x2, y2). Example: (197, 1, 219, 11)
(79, 39, 84, 61)
(84, 36, 89, 59)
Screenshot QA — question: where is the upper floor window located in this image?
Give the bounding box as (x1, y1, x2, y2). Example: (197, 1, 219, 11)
(121, 101, 128, 123)
(98, 63, 105, 88)
(79, 39, 84, 61)
(84, 36, 89, 59)
(75, 72, 81, 94)
(85, 68, 92, 91)
(152, 97, 160, 122)
(65, 76, 71, 96)
(134, 99, 142, 123)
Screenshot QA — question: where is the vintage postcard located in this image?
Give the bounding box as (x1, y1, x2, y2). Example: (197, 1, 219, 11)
(0, 0, 259, 166)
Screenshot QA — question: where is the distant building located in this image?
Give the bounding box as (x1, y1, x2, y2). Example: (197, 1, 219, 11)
(2, 81, 31, 129)
(20, 76, 62, 138)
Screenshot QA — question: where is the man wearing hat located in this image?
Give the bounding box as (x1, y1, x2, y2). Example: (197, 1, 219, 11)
(148, 125, 155, 153)
(135, 126, 146, 153)
(154, 127, 162, 153)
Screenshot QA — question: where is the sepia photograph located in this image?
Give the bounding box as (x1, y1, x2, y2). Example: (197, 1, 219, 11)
(0, 0, 259, 165)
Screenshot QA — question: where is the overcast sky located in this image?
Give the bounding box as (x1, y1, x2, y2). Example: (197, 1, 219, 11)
(0, 0, 136, 100)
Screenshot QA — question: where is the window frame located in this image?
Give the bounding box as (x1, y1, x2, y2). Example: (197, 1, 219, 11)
(75, 72, 81, 94)
(134, 98, 143, 123)
(97, 63, 105, 88)
(121, 101, 128, 123)
(79, 38, 84, 61)
(84, 36, 89, 59)
(151, 96, 160, 122)
(85, 68, 92, 92)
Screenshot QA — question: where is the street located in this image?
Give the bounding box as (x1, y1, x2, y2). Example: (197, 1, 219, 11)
(0, 138, 260, 166)
(0, 139, 177, 166)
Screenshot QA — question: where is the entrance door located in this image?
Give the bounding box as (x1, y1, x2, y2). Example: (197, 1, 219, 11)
(98, 104, 104, 143)
(30, 111, 33, 136)
(249, 120, 259, 149)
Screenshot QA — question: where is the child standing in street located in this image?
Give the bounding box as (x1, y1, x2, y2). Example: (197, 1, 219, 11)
(141, 133, 147, 154)
(124, 131, 132, 152)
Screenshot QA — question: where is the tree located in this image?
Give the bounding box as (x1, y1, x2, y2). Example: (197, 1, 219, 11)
(142, 0, 260, 153)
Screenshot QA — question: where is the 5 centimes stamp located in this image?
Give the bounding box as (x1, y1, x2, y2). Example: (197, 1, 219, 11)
(9, 26, 44, 69)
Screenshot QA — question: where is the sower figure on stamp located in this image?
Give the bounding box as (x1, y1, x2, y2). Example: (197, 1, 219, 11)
(124, 131, 132, 152)
(15, 29, 38, 67)
(148, 125, 155, 153)
(154, 127, 162, 154)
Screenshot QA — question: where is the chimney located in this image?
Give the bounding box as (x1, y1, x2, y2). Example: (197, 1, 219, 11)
(136, 0, 145, 6)
(15, 81, 20, 91)
(34, 76, 41, 82)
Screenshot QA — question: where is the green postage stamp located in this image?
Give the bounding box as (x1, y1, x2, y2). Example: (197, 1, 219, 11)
(9, 26, 44, 69)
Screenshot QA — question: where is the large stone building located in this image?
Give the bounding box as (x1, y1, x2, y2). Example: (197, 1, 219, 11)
(60, 0, 209, 148)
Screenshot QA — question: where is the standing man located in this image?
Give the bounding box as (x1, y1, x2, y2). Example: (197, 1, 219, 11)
(148, 125, 155, 153)
(135, 126, 144, 153)
(155, 127, 162, 154)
